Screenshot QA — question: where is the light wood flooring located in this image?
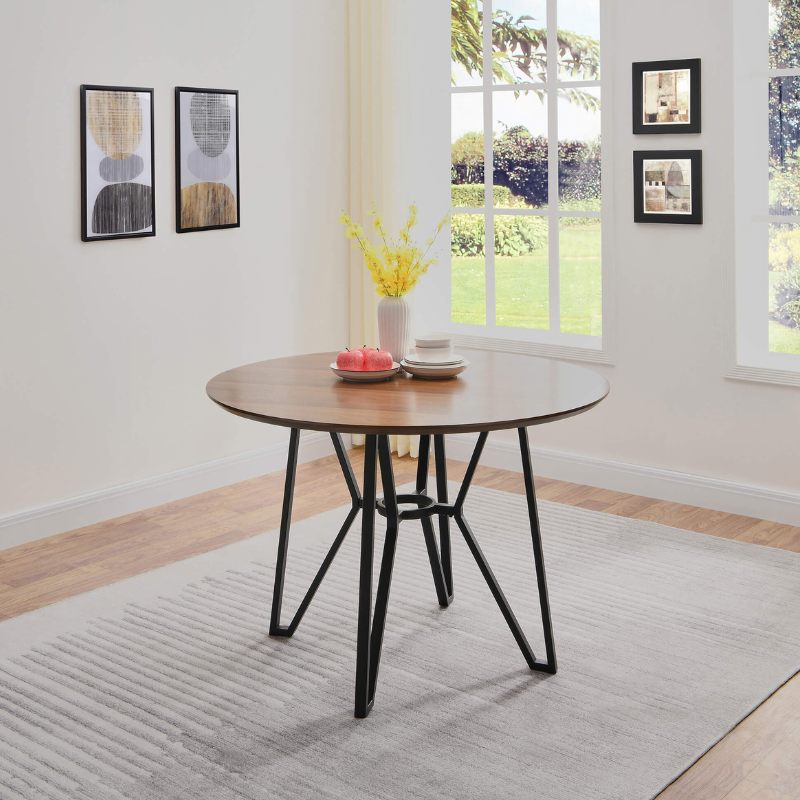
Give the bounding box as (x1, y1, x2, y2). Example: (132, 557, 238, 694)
(0, 448, 798, 798)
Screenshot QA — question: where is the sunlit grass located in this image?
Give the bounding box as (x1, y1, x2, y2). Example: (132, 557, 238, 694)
(769, 320, 800, 353)
(496, 252, 550, 330)
(560, 225, 602, 336)
(451, 257, 486, 325)
(451, 225, 601, 334)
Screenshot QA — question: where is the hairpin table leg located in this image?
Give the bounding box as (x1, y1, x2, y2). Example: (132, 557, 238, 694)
(270, 431, 361, 637)
(452, 429, 557, 674)
(417, 435, 453, 607)
(434, 435, 454, 601)
(354, 435, 401, 718)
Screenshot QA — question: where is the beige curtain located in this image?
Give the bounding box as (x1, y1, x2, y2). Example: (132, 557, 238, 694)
(349, 0, 418, 459)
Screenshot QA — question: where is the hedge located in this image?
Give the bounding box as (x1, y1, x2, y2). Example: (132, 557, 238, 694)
(769, 224, 800, 328)
(451, 184, 526, 207)
(452, 126, 601, 208)
(773, 268, 800, 328)
(451, 214, 547, 257)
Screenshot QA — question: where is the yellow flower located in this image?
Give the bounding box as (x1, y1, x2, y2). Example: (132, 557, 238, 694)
(339, 203, 446, 296)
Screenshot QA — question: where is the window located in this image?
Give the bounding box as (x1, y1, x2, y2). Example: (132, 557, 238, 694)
(733, 0, 800, 382)
(448, 0, 607, 359)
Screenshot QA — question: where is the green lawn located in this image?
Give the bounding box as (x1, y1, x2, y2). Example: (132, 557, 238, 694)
(452, 230, 800, 350)
(451, 256, 488, 325)
(769, 271, 800, 354)
(769, 320, 800, 353)
(558, 226, 603, 336)
(496, 251, 549, 330)
(451, 224, 602, 336)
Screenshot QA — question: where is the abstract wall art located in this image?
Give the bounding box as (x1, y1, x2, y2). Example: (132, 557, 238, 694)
(175, 87, 240, 233)
(80, 85, 156, 241)
(632, 59, 701, 135)
(633, 150, 703, 224)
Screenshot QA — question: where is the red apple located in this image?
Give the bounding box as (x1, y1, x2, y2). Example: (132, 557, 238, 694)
(365, 349, 393, 371)
(336, 348, 365, 371)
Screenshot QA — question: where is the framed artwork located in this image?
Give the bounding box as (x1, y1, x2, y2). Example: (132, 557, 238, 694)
(633, 150, 703, 225)
(80, 85, 155, 242)
(175, 87, 240, 233)
(632, 59, 701, 135)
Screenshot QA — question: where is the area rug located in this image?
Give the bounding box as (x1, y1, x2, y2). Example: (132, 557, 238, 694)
(0, 484, 799, 800)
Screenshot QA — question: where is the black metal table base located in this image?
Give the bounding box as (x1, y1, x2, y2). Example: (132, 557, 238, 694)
(269, 428, 557, 718)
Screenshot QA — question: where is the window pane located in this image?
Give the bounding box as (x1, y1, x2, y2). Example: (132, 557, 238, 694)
(769, 222, 800, 354)
(492, 0, 547, 85)
(560, 218, 601, 335)
(451, 214, 487, 324)
(493, 90, 548, 209)
(495, 214, 549, 329)
(452, 0, 484, 87)
(769, 76, 800, 215)
(769, 0, 800, 70)
(452, 93, 485, 208)
(557, 0, 600, 80)
(558, 87, 600, 210)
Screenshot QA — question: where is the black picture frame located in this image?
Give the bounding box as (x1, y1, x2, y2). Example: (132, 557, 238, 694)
(175, 87, 240, 233)
(80, 84, 156, 242)
(633, 150, 703, 225)
(632, 59, 701, 135)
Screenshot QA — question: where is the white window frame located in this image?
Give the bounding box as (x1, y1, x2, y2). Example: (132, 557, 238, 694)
(730, 0, 800, 385)
(443, 0, 615, 365)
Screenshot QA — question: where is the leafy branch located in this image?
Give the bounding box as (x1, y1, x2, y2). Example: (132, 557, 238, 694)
(451, 0, 601, 110)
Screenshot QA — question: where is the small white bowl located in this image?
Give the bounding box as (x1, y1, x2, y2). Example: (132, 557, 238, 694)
(409, 345, 454, 364)
(415, 332, 452, 349)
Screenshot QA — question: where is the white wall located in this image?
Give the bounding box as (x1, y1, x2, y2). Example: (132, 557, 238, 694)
(3, 0, 798, 545)
(0, 0, 350, 529)
(394, 0, 800, 514)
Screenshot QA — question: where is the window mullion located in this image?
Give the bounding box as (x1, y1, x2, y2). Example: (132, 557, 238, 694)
(547, 0, 560, 334)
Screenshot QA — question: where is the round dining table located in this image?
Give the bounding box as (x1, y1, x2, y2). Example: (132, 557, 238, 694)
(207, 348, 609, 718)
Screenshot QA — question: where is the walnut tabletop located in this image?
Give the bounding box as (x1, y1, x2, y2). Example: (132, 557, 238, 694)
(206, 349, 609, 436)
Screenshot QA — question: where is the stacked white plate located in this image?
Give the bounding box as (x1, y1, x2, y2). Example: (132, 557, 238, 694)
(402, 333, 468, 378)
(401, 358, 469, 380)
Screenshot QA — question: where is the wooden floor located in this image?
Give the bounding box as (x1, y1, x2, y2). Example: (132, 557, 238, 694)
(0, 448, 798, 798)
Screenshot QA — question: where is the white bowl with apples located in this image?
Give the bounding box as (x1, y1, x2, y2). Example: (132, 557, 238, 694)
(331, 346, 400, 382)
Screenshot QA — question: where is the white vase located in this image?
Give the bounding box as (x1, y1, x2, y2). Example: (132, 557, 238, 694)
(377, 295, 412, 363)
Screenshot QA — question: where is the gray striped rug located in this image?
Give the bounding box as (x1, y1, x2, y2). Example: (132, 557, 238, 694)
(0, 484, 799, 800)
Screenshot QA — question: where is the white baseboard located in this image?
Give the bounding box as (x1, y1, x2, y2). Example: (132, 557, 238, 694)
(0, 432, 340, 551)
(445, 434, 800, 527)
(4, 430, 797, 553)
